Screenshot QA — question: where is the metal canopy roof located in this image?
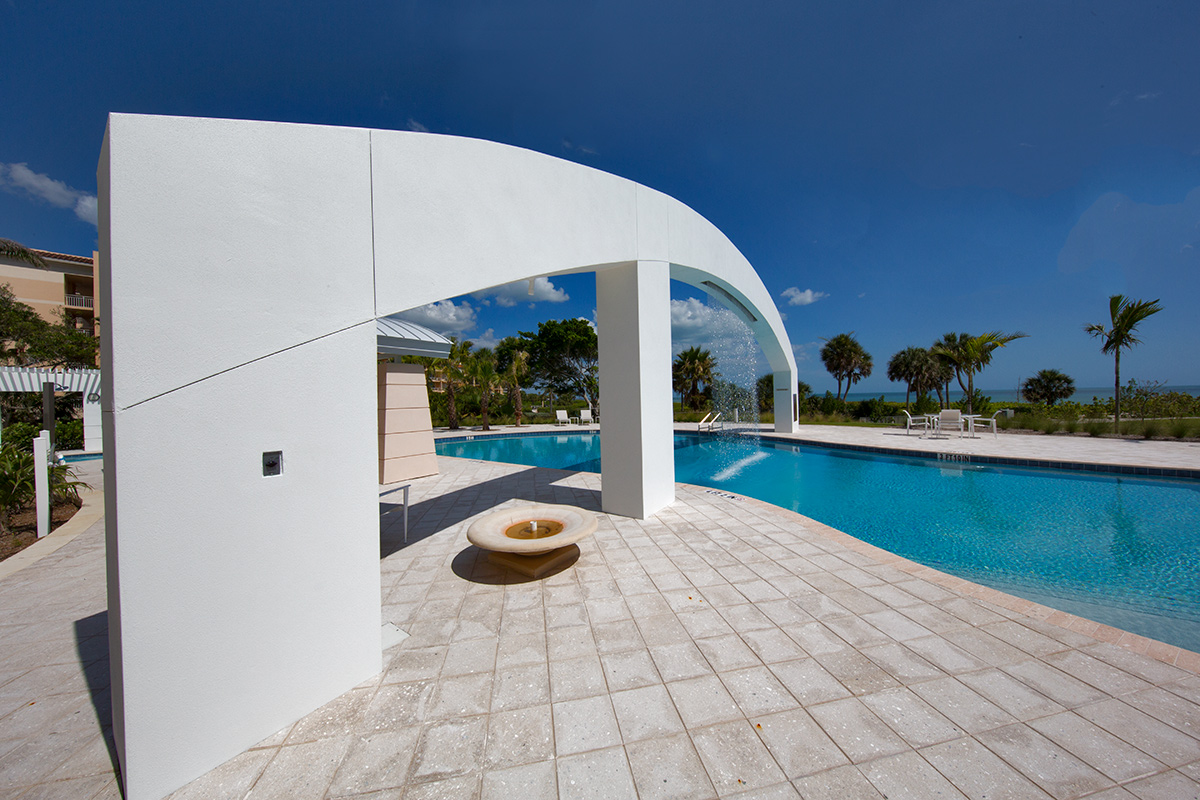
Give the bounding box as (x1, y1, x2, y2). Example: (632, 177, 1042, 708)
(376, 316, 452, 358)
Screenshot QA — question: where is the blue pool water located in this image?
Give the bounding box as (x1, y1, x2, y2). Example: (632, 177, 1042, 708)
(437, 432, 1200, 652)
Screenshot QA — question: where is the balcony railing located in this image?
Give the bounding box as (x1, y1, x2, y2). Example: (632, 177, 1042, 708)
(65, 294, 94, 310)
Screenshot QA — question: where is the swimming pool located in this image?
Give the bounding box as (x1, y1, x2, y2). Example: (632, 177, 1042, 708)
(437, 431, 1200, 652)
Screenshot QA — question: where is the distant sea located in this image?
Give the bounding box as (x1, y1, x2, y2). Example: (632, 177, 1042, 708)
(841, 385, 1200, 404)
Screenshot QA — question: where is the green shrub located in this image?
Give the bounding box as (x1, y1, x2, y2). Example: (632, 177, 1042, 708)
(1140, 420, 1162, 440)
(1170, 420, 1190, 439)
(1063, 419, 1079, 434)
(1084, 420, 1107, 437)
(0, 442, 87, 533)
(55, 420, 84, 450)
(1040, 418, 1061, 435)
(0, 422, 42, 451)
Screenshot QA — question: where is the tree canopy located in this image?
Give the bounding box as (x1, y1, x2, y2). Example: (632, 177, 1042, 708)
(931, 330, 1027, 414)
(0, 284, 98, 368)
(886, 347, 940, 411)
(1021, 369, 1075, 406)
(514, 318, 599, 412)
(820, 333, 872, 401)
(672, 346, 715, 411)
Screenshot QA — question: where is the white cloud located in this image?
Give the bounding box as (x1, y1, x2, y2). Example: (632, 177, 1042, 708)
(470, 328, 499, 350)
(406, 117, 429, 132)
(669, 298, 764, 383)
(473, 277, 569, 307)
(781, 287, 829, 306)
(0, 163, 98, 226)
(396, 299, 478, 334)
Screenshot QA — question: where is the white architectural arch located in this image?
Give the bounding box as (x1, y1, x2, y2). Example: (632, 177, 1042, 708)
(99, 114, 796, 798)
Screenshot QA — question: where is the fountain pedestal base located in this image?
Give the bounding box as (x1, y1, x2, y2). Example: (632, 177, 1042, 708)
(487, 544, 581, 578)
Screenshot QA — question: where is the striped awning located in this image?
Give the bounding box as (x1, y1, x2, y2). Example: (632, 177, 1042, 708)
(376, 316, 452, 358)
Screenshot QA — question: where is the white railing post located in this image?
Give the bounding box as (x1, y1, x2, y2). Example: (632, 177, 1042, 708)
(33, 431, 50, 538)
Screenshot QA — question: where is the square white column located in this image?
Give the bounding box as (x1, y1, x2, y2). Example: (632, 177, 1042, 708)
(596, 261, 675, 518)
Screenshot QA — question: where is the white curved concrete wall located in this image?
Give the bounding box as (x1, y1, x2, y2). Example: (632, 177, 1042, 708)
(100, 114, 796, 798)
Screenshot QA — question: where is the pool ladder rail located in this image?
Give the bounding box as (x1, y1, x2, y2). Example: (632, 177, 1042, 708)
(698, 412, 723, 432)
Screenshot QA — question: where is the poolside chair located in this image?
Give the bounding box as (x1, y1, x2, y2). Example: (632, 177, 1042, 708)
(901, 410, 930, 436)
(936, 409, 964, 437)
(555, 409, 569, 426)
(971, 410, 1003, 438)
(579, 409, 594, 425)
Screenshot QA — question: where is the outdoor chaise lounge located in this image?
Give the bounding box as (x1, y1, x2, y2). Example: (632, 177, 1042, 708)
(901, 409, 930, 436)
(579, 409, 594, 424)
(556, 409, 570, 425)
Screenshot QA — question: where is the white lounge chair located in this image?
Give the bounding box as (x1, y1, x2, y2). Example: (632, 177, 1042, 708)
(555, 409, 569, 426)
(579, 409, 594, 425)
(971, 410, 1003, 438)
(901, 410, 930, 436)
(935, 409, 964, 438)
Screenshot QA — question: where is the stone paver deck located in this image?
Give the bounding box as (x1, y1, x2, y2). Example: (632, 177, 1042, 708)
(3, 433, 1200, 798)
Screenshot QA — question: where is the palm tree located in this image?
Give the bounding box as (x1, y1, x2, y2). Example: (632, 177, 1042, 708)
(933, 332, 970, 403)
(887, 347, 939, 411)
(1021, 369, 1076, 406)
(1085, 295, 1162, 433)
(443, 338, 473, 430)
(672, 346, 716, 411)
(468, 349, 501, 431)
(504, 350, 530, 426)
(0, 239, 48, 269)
(931, 330, 1027, 414)
(820, 333, 872, 401)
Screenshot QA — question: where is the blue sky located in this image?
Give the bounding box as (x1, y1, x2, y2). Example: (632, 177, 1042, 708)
(3, 1, 1198, 394)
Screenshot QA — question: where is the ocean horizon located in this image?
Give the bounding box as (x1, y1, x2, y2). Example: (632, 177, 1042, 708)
(838, 385, 1200, 404)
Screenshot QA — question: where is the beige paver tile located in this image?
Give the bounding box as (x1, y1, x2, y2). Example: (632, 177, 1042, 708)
(590, 620, 643, 654)
(910, 677, 1015, 733)
(813, 649, 901, 696)
(383, 646, 446, 684)
(975, 723, 1112, 800)
(490, 661, 549, 712)
(666, 674, 743, 729)
(409, 716, 488, 784)
(719, 666, 800, 717)
(692, 719, 787, 794)
(556, 746, 638, 800)
(742, 628, 809, 663)
(441, 638, 498, 676)
(552, 694, 621, 755)
(1076, 699, 1200, 768)
(807, 696, 909, 763)
(860, 686, 963, 748)
(1002, 660, 1109, 709)
(244, 737, 351, 800)
(768, 657, 851, 706)
(676, 607, 737, 640)
(696, 633, 762, 673)
(599, 647, 660, 691)
(903, 635, 990, 674)
(1121, 687, 1200, 740)
(791, 764, 884, 799)
(1043, 650, 1155, 696)
(625, 732, 717, 800)
(325, 727, 421, 797)
(549, 654, 606, 702)
(650, 640, 714, 681)
(481, 760, 557, 800)
(861, 750, 968, 799)
(920, 736, 1053, 800)
(957, 668, 1066, 720)
(405, 772, 480, 799)
(1028, 711, 1164, 783)
(605, 684, 682, 743)
(1124, 769, 1200, 799)
(359, 681, 435, 732)
(484, 704, 553, 770)
(495, 632, 547, 669)
(752, 707, 849, 779)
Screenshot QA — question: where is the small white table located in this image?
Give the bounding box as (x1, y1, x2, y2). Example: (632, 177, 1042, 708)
(963, 414, 982, 438)
(380, 484, 410, 541)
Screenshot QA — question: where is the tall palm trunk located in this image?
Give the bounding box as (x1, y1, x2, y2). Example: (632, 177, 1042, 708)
(1113, 349, 1121, 434)
(447, 383, 459, 430)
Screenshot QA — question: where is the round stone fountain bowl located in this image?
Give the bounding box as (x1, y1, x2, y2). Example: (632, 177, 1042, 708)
(467, 502, 598, 577)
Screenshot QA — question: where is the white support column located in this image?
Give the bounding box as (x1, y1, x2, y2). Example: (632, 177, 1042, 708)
(33, 431, 50, 538)
(774, 369, 799, 433)
(83, 390, 102, 451)
(596, 261, 675, 518)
